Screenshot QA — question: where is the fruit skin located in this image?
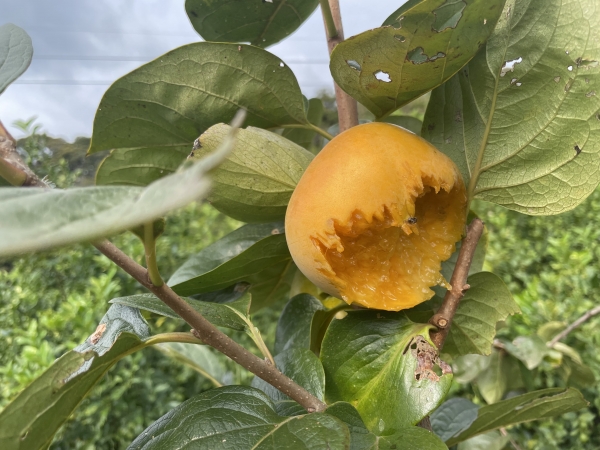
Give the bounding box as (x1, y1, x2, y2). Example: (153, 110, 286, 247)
(285, 122, 467, 311)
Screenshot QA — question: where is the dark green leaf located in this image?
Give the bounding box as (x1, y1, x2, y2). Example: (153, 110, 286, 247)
(275, 294, 326, 354)
(192, 124, 313, 222)
(0, 305, 150, 450)
(326, 402, 448, 450)
(423, 0, 600, 215)
(127, 386, 350, 450)
(430, 398, 479, 442)
(282, 98, 325, 149)
(382, 115, 423, 136)
(91, 42, 308, 186)
(329, 0, 506, 118)
(154, 342, 227, 387)
(321, 311, 452, 434)
(251, 348, 325, 402)
(0, 132, 234, 257)
(185, 0, 319, 48)
(447, 388, 589, 445)
(456, 431, 508, 450)
(502, 335, 548, 370)
(443, 272, 519, 357)
(110, 292, 251, 331)
(168, 223, 294, 311)
(0, 24, 32, 94)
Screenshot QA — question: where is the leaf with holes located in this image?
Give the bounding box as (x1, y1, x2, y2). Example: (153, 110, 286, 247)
(0, 24, 32, 94)
(442, 272, 519, 357)
(329, 0, 506, 118)
(0, 305, 195, 450)
(127, 386, 350, 450)
(0, 131, 234, 257)
(320, 311, 452, 434)
(192, 124, 313, 222)
(251, 348, 325, 405)
(446, 388, 588, 445)
(91, 42, 308, 186)
(185, 0, 319, 48)
(168, 222, 295, 311)
(423, 0, 600, 215)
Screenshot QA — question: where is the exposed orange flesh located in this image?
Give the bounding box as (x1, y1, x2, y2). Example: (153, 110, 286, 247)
(285, 122, 467, 311)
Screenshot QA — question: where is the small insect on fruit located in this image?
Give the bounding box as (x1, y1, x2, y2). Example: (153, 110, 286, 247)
(285, 122, 467, 311)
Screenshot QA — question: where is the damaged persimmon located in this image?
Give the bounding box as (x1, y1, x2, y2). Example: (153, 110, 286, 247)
(285, 122, 467, 311)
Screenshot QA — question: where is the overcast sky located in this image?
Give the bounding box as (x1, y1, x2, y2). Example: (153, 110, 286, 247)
(0, 0, 406, 140)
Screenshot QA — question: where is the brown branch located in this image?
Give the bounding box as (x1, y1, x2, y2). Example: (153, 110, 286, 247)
(320, 0, 359, 133)
(547, 305, 600, 348)
(0, 120, 49, 188)
(93, 240, 326, 412)
(430, 218, 485, 350)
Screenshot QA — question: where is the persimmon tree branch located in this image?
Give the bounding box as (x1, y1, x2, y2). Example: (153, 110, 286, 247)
(547, 305, 600, 348)
(93, 239, 326, 412)
(0, 118, 327, 413)
(320, 0, 359, 133)
(430, 218, 485, 350)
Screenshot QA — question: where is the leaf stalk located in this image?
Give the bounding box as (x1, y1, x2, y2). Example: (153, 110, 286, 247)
(143, 222, 164, 287)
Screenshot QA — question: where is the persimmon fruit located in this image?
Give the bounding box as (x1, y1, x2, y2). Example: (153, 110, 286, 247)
(285, 122, 467, 311)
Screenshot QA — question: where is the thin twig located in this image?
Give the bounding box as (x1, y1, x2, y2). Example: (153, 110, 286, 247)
(547, 305, 600, 348)
(93, 239, 326, 412)
(143, 222, 164, 287)
(320, 0, 359, 133)
(430, 218, 485, 350)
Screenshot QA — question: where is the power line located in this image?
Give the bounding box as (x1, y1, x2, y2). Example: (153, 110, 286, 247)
(33, 55, 329, 63)
(12, 79, 332, 87)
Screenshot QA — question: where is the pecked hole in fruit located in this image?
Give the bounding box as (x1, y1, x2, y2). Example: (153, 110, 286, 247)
(311, 177, 462, 311)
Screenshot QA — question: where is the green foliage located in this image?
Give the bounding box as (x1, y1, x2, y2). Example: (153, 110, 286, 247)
(329, 0, 505, 118)
(423, 0, 600, 215)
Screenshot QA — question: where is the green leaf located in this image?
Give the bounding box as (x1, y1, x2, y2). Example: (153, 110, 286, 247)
(442, 272, 519, 357)
(192, 124, 314, 222)
(475, 349, 507, 404)
(168, 222, 294, 311)
(275, 294, 326, 354)
(452, 354, 492, 383)
(185, 0, 319, 48)
(382, 115, 423, 136)
(326, 402, 447, 450)
(0, 130, 235, 257)
(274, 294, 346, 355)
(430, 398, 479, 443)
(329, 0, 506, 118)
(251, 348, 325, 403)
(502, 335, 549, 370)
(423, 0, 600, 215)
(456, 431, 509, 450)
(91, 42, 309, 186)
(110, 292, 251, 331)
(446, 388, 589, 446)
(320, 311, 452, 434)
(0, 24, 32, 94)
(282, 98, 325, 149)
(127, 386, 350, 450)
(154, 342, 228, 387)
(0, 305, 152, 450)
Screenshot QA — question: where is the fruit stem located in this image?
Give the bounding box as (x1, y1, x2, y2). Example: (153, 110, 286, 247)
(430, 218, 485, 349)
(320, 0, 359, 133)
